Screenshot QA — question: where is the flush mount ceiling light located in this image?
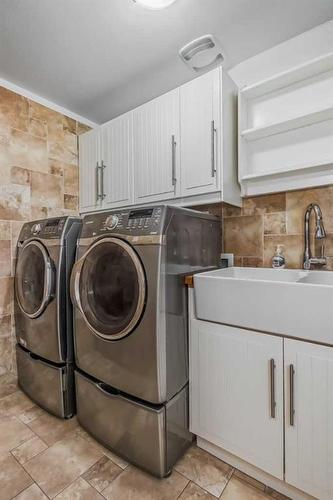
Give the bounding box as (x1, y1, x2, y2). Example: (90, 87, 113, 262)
(132, 0, 177, 10)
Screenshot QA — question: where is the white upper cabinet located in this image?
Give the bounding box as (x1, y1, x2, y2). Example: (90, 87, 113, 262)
(133, 88, 180, 204)
(239, 51, 333, 196)
(79, 127, 101, 212)
(190, 319, 284, 480)
(79, 67, 240, 213)
(180, 69, 220, 196)
(285, 339, 333, 500)
(102, 112, 133, 208)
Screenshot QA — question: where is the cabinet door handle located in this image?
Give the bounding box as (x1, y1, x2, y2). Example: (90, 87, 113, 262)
(171, 135, 177, 187)
(289, 364, 295, 426)
(96, 162, 101, 202)
(101, 160, 106, 200)
(211, 120, 217, 177)
(270, 358, 276, 419)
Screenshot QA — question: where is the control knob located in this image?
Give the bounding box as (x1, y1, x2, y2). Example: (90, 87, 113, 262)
(105, 214, 119, 230)
(31, 223, 42, 235)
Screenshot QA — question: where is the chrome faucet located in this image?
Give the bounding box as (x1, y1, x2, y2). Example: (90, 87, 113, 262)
(303, 203, 326, 270)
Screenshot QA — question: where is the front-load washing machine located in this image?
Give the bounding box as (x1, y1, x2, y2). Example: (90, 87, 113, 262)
(71, 206, 221, 476)
(14, 216, 81, 418)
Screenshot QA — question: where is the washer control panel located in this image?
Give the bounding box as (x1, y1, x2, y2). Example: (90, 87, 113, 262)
(21, 217, 67, 240)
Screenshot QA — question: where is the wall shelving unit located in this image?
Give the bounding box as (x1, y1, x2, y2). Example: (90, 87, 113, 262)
(239, 51, 333, 196)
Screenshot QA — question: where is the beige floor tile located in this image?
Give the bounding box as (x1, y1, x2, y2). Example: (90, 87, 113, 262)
(18, 405, 45, 424)
(82, 455, 122, 492)
(102, 465, 189, 500)
(75, 426, 129, 469)
(179, 481, 216, 499)
(221, 477, 271, 500)
(0, 453, 33, 500)
(13, 483, 48, 500)
(0, 390, 36, 417)
(0, 372, 17, 399)
(175, 446, 233, 497)
(54, 477, 105, 499)
(23, 434, 103, 498)
(0, 415, 35, 453)
(11, 435, 48, 464)
(265, 487, 290, 499)
(27, 412, 78, 446)
(233, 470, 266, 492)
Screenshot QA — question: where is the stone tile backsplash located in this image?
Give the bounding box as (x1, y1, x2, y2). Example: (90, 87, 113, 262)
(194, 185, 333, 271)
(0, 85, 90, 374)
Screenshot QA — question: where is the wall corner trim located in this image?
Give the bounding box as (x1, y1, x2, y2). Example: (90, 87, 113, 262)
(0, 77, 98, 128)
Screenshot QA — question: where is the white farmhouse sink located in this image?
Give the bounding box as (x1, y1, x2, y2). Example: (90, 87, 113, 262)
(194, 267, 333, 345)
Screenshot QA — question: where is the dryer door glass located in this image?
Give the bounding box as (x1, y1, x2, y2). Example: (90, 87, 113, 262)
(15, 241, 53, 318)
(79, 238, 146, 340)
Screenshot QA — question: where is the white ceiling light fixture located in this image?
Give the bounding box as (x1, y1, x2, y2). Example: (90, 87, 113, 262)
(132, 0, 178, 10)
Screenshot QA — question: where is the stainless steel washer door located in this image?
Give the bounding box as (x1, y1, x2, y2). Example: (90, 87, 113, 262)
(71, 237, 146, 340)
(15, 240, 54, 319)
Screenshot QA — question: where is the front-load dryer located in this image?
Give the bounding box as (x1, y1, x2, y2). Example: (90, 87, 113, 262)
(14, 216, 81, 418)
(71, 206, 221, 476)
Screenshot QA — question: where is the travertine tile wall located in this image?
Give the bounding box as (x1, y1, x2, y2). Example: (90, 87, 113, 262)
(0, 85, 90, 374)
(194, 185, 333, 270)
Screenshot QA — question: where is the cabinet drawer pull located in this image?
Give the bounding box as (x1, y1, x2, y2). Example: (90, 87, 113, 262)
(289, 364, 295, 426)
(211, 120, 217, 177)
(171, 135, 177, 187)
(270, 358, 276, 419)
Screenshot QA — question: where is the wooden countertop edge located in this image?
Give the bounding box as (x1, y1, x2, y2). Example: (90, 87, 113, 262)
(184, 275, 194, 288)
(183, 266, 223, 287)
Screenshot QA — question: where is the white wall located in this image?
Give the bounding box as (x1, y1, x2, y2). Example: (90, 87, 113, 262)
(228, 19, 333, 88)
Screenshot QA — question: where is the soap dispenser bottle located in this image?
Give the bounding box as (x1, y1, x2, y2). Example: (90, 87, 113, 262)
(272, 245, 285, 269)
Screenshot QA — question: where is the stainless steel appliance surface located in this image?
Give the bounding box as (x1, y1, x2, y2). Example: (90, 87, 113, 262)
(14, 216, 81, 418)
(71, 205, 221, 476)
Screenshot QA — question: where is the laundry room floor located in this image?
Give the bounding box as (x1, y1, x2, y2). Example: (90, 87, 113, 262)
(0, 373, 288, 500)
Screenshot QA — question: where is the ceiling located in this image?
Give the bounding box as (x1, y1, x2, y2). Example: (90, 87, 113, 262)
(1, 0, 333, 124)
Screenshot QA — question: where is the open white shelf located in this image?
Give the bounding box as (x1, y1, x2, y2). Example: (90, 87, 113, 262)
(241, 105, 333, 142)
(239, 51, 333, 196)
(241, 51, 333, 100)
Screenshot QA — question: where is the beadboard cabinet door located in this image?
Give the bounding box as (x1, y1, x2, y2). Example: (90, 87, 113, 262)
(180, 68, 220, 197)
(133, 89, 180, 204)
(285, 339, 333, 500)
(102, 112, 133, 208)
(190, 319, 284, 480)
(79, 128, 101, 212)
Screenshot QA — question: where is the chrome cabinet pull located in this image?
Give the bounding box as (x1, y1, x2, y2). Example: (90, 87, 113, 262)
(171, 135, 177, 187)
(100, 160, 106, 200)
(96, 162, 101, 202)
(289, 364, 295, 426)
(270, 358, 276, 419)
(211, 120, 217, 177)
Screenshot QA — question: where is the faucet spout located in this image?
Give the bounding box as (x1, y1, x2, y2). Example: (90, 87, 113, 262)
(303, 203, 327, 270)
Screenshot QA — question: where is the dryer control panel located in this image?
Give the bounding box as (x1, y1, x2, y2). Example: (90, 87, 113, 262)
(82, 206, 165, 238)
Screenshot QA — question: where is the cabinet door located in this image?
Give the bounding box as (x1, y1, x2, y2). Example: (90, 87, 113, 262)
(180, 68, 220, 197)
(190, 319, 284, 479)
(133, 89, 180, 204)
(285, 339, 333, 499)
(79, 128, 101, 212)
(102, 112, 133, 208)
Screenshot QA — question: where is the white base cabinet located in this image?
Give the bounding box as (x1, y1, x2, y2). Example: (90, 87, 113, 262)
(190, 319, 284, 479)
(285, 339, 333, 500)
(190, 316, 333, 499)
